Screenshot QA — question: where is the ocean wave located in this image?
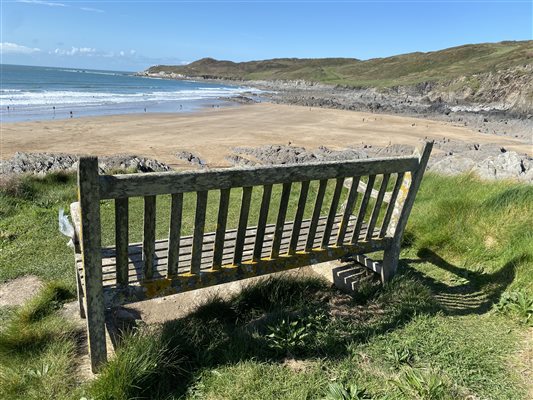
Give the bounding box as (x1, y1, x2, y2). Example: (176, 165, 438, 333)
(0, 87, 258, 107)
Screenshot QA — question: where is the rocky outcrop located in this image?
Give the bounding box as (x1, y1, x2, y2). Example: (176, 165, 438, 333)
(0, 152, 172, 175)
(227, 145, 367, 166)
(226, 143, 533, 183)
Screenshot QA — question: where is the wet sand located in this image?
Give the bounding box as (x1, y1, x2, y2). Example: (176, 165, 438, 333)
(1, 103, 530, 168)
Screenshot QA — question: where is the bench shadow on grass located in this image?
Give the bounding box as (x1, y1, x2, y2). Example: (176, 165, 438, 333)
(103, 248, 521, 398)
(402, 247, 520, 316)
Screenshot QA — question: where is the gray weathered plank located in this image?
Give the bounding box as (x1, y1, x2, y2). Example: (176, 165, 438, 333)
(288, 181, 310, 255)
(379, 172, 404, 238)
(305, 179, 328, 252)
(365, 174, 391, 241)
(143, 195, 156, 280)
(191, 191, 208, 274)
(99, 157, 419, 199)
(167, 192, 183, 277)
(351, 175, 376, 243)
(336, 176, 360, 246)
(234, 186, 252, 265)
(271, 182, 292, 258)
(213, 188, 230, 270)
(253, 184, 272, 261)
(78, 156, 107, 372)
(321, 177, 344, 249)
(115, 197, 129, 286)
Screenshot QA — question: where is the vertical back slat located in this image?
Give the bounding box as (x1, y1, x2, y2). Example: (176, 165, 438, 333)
(115, 197, 129, 286)
(288, 181, 310, 255)
(234, 186, 252, 265)
(167, 192, 183, 277)
(191, 191, 208, 274)
(212, 188, 230, 270)
(143, 195, 156, 280)
(336, 176, 360, 246)
(253, 184, 273, 261)
(351, 175, 376, 243)
(379, 172, 404, 237)
(365, 174, 391, 241)
(271, 182, 292, 258)
(321, 177, 344, 249)
(305, 179, 328, 252)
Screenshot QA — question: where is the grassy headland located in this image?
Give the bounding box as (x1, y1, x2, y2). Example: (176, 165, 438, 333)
(1, 171, 532, 399)
(146, 41, 533, 88)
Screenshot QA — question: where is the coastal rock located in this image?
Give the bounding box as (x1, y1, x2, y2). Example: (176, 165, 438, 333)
(474, 151, 532, 181)
(175, 151, 206, 167)
(0, 152, 172, 175)
(228, 145, 368, 166)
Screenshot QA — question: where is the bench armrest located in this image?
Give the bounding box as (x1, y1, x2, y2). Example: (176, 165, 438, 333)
(70, 202, 82, 253)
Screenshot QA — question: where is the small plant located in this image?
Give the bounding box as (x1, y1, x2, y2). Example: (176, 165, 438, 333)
(393, 367, 451, 400)
(495, 290, 533, 326)
(385, 346, 415, 369)
(266, 318, 312, 355)
(324, 382, 372, 400)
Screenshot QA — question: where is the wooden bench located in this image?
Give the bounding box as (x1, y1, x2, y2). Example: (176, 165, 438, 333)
(70, 141, 432, 372)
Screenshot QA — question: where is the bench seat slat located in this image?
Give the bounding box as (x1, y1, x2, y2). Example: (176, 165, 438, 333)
(78, 215, 384, 290)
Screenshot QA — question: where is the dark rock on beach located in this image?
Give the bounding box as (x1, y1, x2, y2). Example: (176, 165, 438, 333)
(0, 152, 172, 175)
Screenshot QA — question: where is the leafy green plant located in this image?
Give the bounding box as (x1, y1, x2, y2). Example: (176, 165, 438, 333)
(266, 318, 312, 355)
(385, 346, 415, 369)
(495, 291, 533, 326)
(393, 367, 452, 400)
(324, 382, 372, 400)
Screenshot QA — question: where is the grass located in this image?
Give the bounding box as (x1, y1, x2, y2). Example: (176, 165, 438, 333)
(0, 171, 532, 399)
(147, 41, 533, 88)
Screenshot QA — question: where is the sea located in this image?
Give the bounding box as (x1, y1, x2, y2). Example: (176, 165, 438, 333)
(0, 64, 260, 122)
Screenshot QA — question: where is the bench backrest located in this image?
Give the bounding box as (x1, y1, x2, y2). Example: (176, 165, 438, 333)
(76, 142, 432, 292)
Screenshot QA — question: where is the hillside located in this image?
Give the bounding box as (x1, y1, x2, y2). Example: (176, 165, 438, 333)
(145, 41, 533, 88)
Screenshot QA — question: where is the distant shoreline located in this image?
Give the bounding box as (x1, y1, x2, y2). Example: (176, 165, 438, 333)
(137, 71, 533, 143)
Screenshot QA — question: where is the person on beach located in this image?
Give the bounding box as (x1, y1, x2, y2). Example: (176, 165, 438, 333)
(70, 111, 73, 118)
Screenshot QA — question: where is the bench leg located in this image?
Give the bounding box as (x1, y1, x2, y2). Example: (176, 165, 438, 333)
(76, 268, 86, 319)
(381, 244, 400, 283)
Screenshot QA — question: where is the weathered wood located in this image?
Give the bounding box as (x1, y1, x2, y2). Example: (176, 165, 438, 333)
(305, 179, 328, 251)
(349, 179, 393, 204)
(99, 157, 419, 199)
(143, 195, 156, 280)
(365, 174, 390, 241)
(253, 184, 272, 261)
(114, 198, 129, 286)
(167, 193, 183, 276)
(271, 182, 292, 258)
(191, 191, 208, 274)
(95, 239, 387, 306)
(234, 186, 252, 265)
(379, 172, 404, 238)
(78, 157, 106, 372)
(382, 141, 433, 282)
(70, 201, 81, 253)
(321, 177, 344, 249)
(336, 176, 360, 246)
(212, 188, 230, 270)
(351, 175, 376, 243)
(288, 181, 310, 255)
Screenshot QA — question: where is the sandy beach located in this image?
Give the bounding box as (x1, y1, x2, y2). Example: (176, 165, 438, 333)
(1, 103, 530, 169)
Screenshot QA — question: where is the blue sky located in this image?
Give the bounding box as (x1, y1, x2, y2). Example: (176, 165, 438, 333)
(1, 0, 532, 71)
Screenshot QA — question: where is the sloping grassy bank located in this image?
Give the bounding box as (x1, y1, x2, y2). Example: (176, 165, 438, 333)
(0, 172, 532, 399)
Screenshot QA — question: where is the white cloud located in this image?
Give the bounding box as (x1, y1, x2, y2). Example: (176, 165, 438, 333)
(16, 0, 66, 7)
(80, 7, 104, 13)
(53, 46, 96, 56)
(0, 42, 41, 54)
